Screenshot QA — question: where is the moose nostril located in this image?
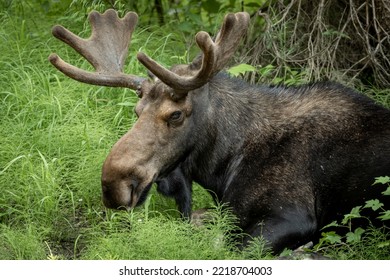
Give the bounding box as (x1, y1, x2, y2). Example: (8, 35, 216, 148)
(129, 179, 139, 189)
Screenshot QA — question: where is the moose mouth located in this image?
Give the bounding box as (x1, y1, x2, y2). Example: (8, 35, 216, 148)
(101, 179, 153, 210)
(128, 164, 178, 209)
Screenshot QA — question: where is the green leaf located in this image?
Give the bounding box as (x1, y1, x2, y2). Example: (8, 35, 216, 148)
(178, 21, 195, 33)
(201, 0, 221, 14)
(342, 206, 362, 225)
(382, 186, 390, 196)
(321, 220, 339, 230)
(227, 64, 256, 77)
(279, 248, 293, 257)
(244, 2, 262, 8)
(243, 0, 262, 6)
(373, 176, 390, 185)
(346, 227, 365, 243)
(320, 231, 342, 244)
(272, 77, 283, 84)
(378, 210, 390, 221)
(117, 102, 135, 107)
(187, 13, 203, 26)
(377, 241, 390, 248)
(258, 64, 275, 76)
(363, 199, 384, 211)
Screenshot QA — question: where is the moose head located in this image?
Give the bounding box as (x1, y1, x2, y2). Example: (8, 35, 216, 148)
(49, 9, 250, 210)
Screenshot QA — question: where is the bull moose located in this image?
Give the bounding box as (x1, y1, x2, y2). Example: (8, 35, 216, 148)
(49, 9, 390, 254)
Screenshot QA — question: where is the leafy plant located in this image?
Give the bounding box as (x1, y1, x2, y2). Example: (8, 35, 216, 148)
(227, 63, 257, 77)
(313, 176, 390, 259)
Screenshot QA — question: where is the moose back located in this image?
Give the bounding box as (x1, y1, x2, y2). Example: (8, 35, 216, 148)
(49, 9, 390, 253)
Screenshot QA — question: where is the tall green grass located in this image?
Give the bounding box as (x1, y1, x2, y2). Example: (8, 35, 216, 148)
(0, 1, 388, 260)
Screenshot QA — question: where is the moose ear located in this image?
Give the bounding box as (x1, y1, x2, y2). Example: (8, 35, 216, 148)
(136, 79, 154, 98)
(169, 91, 180, 100)
(188, 53, 203, 71)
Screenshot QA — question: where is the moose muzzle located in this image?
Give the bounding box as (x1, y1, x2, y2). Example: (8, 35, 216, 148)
(100, 121, 159, 210)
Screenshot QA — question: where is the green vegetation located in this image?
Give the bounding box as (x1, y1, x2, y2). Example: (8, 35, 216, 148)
(311, 177, 390, 259)
(0, 0, 389, 260)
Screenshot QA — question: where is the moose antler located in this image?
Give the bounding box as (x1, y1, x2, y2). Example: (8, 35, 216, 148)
(49, 9, 145, 90)
(49, 10, 249, 94)
(137, 12, 250, 92)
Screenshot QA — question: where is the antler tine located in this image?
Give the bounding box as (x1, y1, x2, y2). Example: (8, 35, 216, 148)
(137, 12, 250, 92)
(49, 9, 146, 90)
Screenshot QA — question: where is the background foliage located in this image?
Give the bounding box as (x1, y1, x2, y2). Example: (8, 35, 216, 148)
(0, 0, 389, 259)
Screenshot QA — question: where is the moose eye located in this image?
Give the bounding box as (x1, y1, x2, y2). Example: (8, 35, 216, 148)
(168, 111, 183, 124)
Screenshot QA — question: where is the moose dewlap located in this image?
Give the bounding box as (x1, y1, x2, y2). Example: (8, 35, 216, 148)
(49, 9, 390, 253)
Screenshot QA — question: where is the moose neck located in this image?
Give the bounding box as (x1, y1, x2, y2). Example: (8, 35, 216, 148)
(185, 74, 268, 200)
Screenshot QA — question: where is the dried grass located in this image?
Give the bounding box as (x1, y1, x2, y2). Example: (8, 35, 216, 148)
(243, 0, 390, 88)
